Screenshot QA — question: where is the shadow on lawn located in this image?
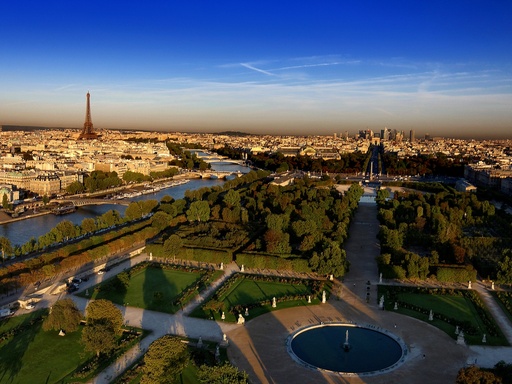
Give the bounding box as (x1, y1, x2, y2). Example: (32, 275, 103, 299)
(0, 314, 42, 383)
(142, 264, 177, 313)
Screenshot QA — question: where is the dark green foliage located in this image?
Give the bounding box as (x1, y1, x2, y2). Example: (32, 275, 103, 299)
(43, 298, 82, 333)
(141, 335, 189, 384)
(376, 186, 511, 281)
(197, 363, 249, 383)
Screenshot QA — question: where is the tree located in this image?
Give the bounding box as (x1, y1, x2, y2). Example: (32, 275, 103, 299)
(0, 237, 13, 262)
(197, 363, 249, 384)
(186, 200, 210, 222)
(66, 181, 85, 195)
(497, 253, 512, 285)
(163, 234, 182, 258)
(141, 335, 189, 384)
(223, 189, 241, 208)
(151, 211, 170, 231)
(82, 323, 117, 357)
(85, 299, 123, 335)
(43, 298, 82, 333)
(81, 217, 97, 234)
(124, 201, 144, 221)
(82, 299, 124, 357)
(456, 365, 501, 384)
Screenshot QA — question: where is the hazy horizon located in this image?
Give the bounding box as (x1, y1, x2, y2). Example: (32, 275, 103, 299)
(1, 2, 511, 139)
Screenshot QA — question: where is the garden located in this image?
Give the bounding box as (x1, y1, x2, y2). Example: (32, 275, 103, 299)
(378, 285, 508, 346)
(192, 273, 331, 322)
(81, 262, 221, 313)
(0, 309, 145, 383)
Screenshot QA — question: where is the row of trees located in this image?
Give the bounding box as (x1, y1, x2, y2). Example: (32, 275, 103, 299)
(0, 200, 159, 258)
(215, 145, 369, 174)
(380, 151, 466, 177)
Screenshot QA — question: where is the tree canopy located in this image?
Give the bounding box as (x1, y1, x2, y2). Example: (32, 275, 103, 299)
(197, 363, 249, 384)
(141, 335, 189, 384)
(43, 298, 82, 333)
(81, 299, 124, 357)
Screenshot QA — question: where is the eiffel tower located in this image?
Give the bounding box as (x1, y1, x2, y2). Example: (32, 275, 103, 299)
(78, 92, 100, 140)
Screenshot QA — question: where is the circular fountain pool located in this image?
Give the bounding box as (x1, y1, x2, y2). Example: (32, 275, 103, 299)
(288, 324, 406, 376)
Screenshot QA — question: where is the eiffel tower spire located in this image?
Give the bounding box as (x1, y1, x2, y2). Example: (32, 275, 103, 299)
(78, 92, 99, 140)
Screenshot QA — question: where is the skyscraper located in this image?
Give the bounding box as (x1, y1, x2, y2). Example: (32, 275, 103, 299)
(409, 129, 415, 143)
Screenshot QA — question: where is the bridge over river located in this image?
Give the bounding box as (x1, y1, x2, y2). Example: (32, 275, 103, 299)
(50, 198, 131, 207)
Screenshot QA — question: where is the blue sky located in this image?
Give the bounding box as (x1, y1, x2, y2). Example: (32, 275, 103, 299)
(1, 1, 511, 138)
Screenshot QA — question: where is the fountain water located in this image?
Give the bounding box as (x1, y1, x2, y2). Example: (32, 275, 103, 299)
(343, 329, 351, 351)
(288, 323, 406, 375)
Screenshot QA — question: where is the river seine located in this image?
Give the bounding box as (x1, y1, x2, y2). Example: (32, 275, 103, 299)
(0, 159, 249, 247)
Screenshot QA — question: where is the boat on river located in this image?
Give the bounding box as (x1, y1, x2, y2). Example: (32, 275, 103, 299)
(52, 205, 77, 215)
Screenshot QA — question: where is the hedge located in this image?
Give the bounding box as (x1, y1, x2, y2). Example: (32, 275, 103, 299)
(235, 252, 311, 273)
(145, 243, 232, 264)
(435, 265, 477, 283)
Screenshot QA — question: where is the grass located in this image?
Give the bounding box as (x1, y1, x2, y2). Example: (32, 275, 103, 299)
(84, 266, 203, 313)
(493, 291, 512, 324)
(379, 285, 508, 346)
(0, 311, 148, 384)
(0, 311, 93, 384)
(192, 274, 327, 322)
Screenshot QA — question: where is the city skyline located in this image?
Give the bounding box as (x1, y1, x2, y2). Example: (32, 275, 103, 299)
(1, 1, 512, 139)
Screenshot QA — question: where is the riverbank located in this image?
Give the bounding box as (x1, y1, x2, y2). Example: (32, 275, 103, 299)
(0, 209, 51, 225)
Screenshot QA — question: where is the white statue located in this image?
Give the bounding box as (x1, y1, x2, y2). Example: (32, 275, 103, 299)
(272, 297, 277, 308)
(221, 312, 225, 320)
(491, 281, 495, 290)
(307, 295, 311, 304)
(379, 295, 384, 309)
(482, 334, 487, 343)
(394, 302, 398, 310)
(468, 281, 472, 289)
(237, 314, 245, 325)
(240, 264, 245, 272)
(322, 290, 326, 303)
(245, 307, 249, 316)
(220, 262, 224, 270)
(428, 310, 433, 321)
(457, 331, 465, 345)
(379, 273, 382, 284)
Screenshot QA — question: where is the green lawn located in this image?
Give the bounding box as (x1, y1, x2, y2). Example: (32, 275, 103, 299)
(86, 266, 203, 313)
(380, 286, 508, 346)
(193, 274, 323, 322)
(0, 312, 94, 384)
(222, 279, 311, 307)
(0, 311, 147, 384)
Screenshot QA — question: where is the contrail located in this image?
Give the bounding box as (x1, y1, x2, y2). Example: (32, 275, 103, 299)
(240, 63, 274, 76)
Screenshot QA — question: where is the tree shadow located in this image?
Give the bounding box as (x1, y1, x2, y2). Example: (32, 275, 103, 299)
(0, 312, 43, 382)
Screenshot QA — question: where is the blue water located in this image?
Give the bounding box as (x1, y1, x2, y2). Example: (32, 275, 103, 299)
(290, 325, 403, 373)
